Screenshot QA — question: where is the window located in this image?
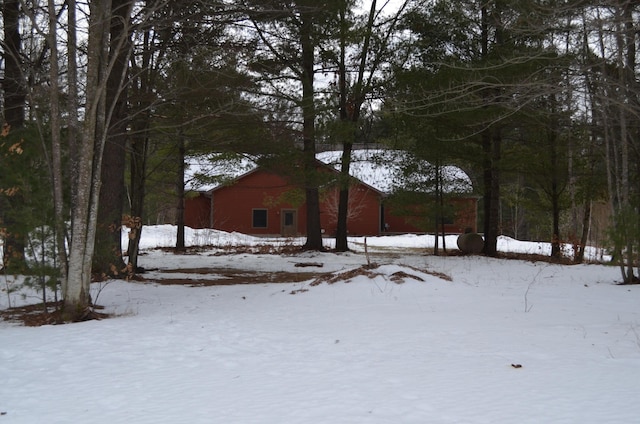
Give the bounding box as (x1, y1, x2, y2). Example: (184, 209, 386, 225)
(440, 214, 454, 225)
(283, 211, 294, 226)
(252, 209, 268, 228)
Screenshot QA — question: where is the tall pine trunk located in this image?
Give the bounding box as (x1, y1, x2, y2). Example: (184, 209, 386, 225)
(126, 132, 147, 271)
(479, 2, 502, 257)
(1, 0, 28, 272)
(176, 133, 186, 251)
(482, 129, 501, 256)
(126, 26, 153, 272)
(334, 3, 351, 252)
(335, 143, 353, 251)
(300, 9, 323, 251)
(548, 116, 562, 259)
(94, 0, 133, 277)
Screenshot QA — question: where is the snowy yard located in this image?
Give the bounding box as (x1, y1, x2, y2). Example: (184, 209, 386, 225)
(1, 226, 640, 423)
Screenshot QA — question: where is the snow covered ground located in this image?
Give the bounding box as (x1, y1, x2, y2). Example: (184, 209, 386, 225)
(1, 226, 639, 423)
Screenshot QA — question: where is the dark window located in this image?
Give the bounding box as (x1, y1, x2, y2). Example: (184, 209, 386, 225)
(441, 214, 454, 225)
(284, 211, 294, 226)
(252, 209, 268, 228)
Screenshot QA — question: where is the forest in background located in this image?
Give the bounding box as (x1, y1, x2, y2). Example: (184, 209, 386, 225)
(1, 0, 639, 319)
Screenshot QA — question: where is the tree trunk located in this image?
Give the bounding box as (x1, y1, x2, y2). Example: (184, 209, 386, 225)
(551, 189, 561, 258)
(67, 0, 80, 215)
(482, 129, 500, 256)
(480, 1, 505, 257)
(64, 0, 112, 320)
(126, 26, 153, 272)
(94, 0, 133, 276)
(334, 4, 351, 252)
(489, 130, 501, 256)
(300, 10, 323, 251)
(47, 0, 68, 281)
(176, 133, 186, 251)
(548, 123, 562, 258)
(438, 163, 447, 254)
(1, 0, 28, 272)
(335, 144, 352, 252)
(433, 163, 441, 256)
(2, 0, 25, 129)
(622, 1, 637, 282)
(126, 132, 147, 271)
(575, 200, 591, 264)
(334, 0, 379, 252)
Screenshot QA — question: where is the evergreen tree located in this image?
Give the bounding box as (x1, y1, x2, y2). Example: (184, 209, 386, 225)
(1, 0, 28, 272)
(242, 0, 341, 250)
(388, 0, 578, 257)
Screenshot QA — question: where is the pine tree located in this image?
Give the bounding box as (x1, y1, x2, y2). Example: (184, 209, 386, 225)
(1, 0, 28, 272)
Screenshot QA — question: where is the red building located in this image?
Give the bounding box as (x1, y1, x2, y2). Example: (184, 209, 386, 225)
(184, 152, 478, 236)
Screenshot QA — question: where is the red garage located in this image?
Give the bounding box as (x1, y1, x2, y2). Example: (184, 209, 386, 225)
(184, 151, 478, 237)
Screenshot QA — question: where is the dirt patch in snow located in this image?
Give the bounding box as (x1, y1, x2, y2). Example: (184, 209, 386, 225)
(309, 264, 451, 286)
(0, 301, 109, 326)
(145, 268, 323, 286)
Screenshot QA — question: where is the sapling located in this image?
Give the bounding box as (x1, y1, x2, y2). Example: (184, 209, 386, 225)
(24, 225, 61, 312)
(524, 266, 546, 313)
(2, 272, 18, 308)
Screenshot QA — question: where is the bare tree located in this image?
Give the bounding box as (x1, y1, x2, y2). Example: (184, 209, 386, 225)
(586, 1, 640, 282)
(323, 182, 369, 230)
(332, 0, 409, 252)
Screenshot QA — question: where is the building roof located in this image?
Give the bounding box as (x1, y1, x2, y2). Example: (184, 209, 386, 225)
(316, 150, 473, 194)
(185, 150, 473, 194)
(185, 153, 257, 192)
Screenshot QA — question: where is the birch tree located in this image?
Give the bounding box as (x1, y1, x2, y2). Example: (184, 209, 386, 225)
(60, 0, 134, 319)
(62, 0, 110, 317)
